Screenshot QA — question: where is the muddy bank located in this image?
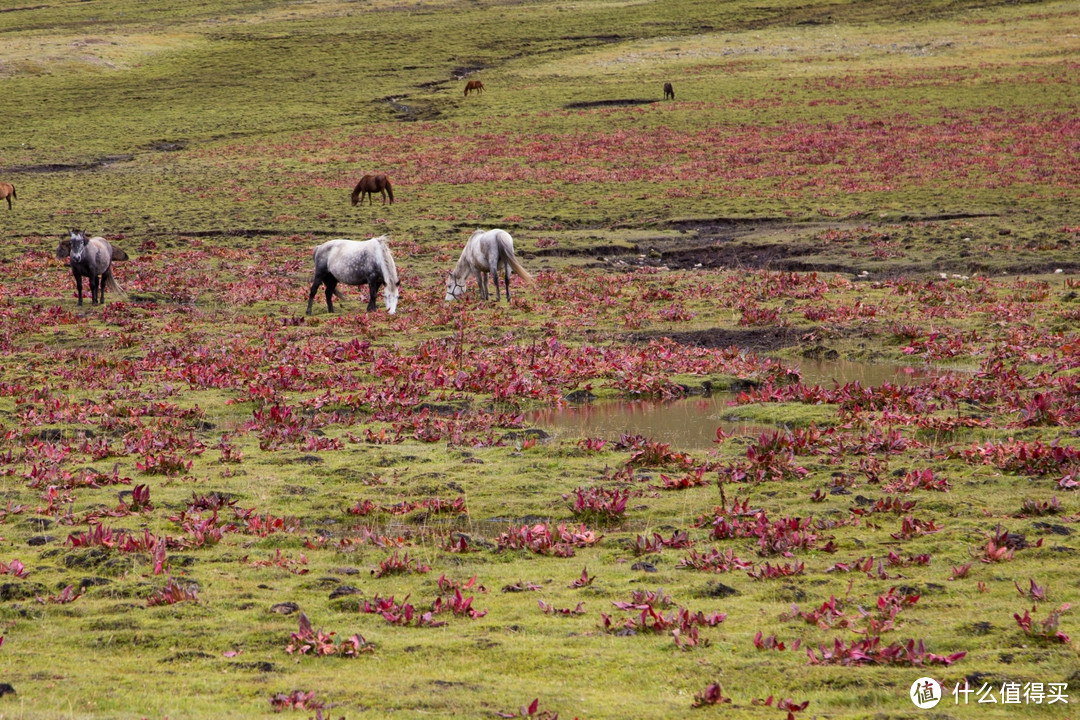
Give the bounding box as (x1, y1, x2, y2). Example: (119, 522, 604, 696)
(633, 326, 811, 354)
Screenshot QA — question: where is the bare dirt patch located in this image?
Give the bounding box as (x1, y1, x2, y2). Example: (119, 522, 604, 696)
(634, 326, 811, 354)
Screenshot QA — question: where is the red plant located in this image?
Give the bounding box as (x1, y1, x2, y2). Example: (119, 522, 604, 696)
(950, 562, 973, 580)
(782, 596, 851, 630)
(752, 695, 810, 720)
(501, 580, 543, 593)
(537, 600, 586, 616)
(1016, 496, 1062, 517)
(495, 698, 561, 719)
(677, 547, 752, 573)
(286, 612, 375, 655)
(657, 467, 708, 490)
(36, 584, 83, 605)
(269, 690, 323, 713)
(372, 551, 431, 578)
(147, 577, 200, 607)
(578, 437, 607, 452)
(569, 567, 594, 588)
(436, 574, 484, 593)
(360, 594, 446, 628)
(434, 588, 488, 619)
(747, 561, 805, 580)
(806, 636, 966, 666)
(890, 515, 943, 540)
(0, 559, 28, 578)
(753, 631, 788, 651)
(1014, 605, 1071, 644)
(566, 486, 630, 521)
(600, 605, 725, 635)
(691, 682, 731, 708)
(496, 522, 602, 556)
(1014, 578, 1048, 602)
(242, 549, 309, 575)
(884, 468, 950, 493)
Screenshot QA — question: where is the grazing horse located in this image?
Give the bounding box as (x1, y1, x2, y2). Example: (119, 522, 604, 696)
(55, 230, 128, 306)
(350, 174, 394, 206)
(306, 236, 399, 315)
(464, 80, 485, 96)
(663, 82, 675, 100)
(0, 183, 15, 210)
(445, 229, 534, 303)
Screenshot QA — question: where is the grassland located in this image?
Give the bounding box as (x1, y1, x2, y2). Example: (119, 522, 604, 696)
(0, 0, 1078, 718)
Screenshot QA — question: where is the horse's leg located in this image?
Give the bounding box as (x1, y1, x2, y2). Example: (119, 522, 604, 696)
(306, 278, 322, 315)
(474, 270, 487, 301)
(503, 264, 511, 303)
(89, 274, 100, 305)
(99, 274, 106, 305)
(74, 273, 84, 306)
(489, 258, 501, 301)
(324, 277, 338, 312)
(367, 280, 381, 312)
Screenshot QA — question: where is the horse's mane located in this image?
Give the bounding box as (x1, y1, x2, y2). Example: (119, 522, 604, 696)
(372, 236, 399, 288)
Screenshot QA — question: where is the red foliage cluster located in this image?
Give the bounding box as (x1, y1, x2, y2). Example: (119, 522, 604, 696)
(286, 612, 374, 655)
(146, 577, 200, 607)
(806, 636, 966, 666)
(496, 523, 602, 557)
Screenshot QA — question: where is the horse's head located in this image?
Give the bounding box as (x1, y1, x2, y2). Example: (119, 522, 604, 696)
(68, 230, 88, 262)
(445, 271, 466, 301)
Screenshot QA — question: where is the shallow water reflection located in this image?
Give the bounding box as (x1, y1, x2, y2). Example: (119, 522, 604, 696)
(529, 359, 939, 451)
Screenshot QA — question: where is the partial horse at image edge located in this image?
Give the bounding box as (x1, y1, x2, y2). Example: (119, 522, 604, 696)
(0, 183, 15, 210)
(350, 174, 394, 206)
(306, 236, 399, 315)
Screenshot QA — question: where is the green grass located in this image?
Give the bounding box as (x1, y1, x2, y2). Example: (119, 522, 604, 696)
(0, 0, 1078, 718)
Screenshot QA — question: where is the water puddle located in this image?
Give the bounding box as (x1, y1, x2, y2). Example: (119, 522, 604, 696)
(529, 359, 940, 451)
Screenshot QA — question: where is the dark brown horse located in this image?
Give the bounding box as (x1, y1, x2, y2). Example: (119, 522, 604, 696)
(0, 183, 15, 210)
(464, 80, 485, 96)
(663, 82, 675, 101)
(350, 174, 394, 206)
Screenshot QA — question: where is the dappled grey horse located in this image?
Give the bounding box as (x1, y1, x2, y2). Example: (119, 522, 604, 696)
(306, 236, 400, 315)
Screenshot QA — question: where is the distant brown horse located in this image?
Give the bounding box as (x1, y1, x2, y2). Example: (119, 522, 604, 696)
(0, 183, 15, 210)
(663, 82, 675, 100)
(350, 174, 394, 206)
(464, 80, 485, 96)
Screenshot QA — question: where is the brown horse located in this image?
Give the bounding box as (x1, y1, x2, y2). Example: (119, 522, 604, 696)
(663, 82, 675, 101)
(350, 174, 394, 206)
(464, 80, 485, 96)
(0, 183, 15, 210)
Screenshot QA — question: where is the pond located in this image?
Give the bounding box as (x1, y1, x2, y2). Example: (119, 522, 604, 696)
(528, 358, 941, 451)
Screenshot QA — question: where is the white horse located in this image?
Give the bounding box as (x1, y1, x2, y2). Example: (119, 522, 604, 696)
(55, 230, 128, 306)
(445, 229, 534, 302)
(306, 236, 399, 315)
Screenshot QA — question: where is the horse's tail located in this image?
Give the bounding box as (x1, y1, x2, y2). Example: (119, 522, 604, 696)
(384, 177, 393, 204)
(496, 232, 535, 286)
(374, 236, 399, 314)
(10, 185, 14, 199)
(104, 267, 124, 295)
